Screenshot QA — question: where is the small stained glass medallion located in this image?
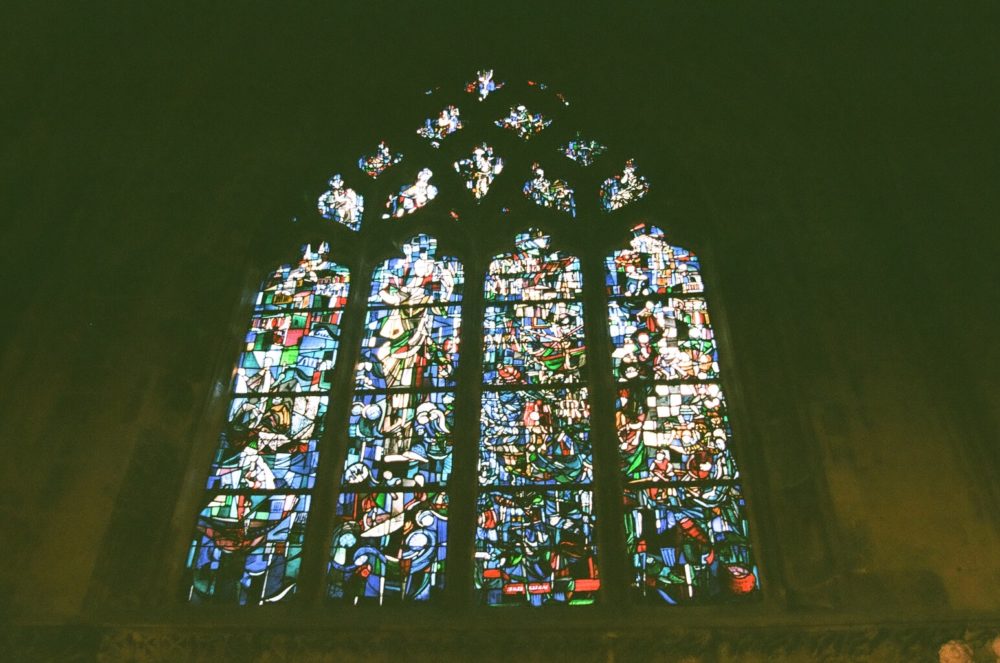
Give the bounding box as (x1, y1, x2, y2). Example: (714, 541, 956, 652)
(454, 143, 504, 200)
(466, 69, 504, 101)
(600, 159, 650, 211)
(317, 174, 364, 231)
(561, 133, 607, 167)
(383, 168, 438, 219)
(417, 105, 462, 148)
(496, 105, 552, 140)
(358, 141, 403, 179)
(523, 163, 576, 217)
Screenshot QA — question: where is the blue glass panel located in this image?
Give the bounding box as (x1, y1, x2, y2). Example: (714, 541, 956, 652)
(479, 388, 591, 486)
(368, 234, 463, 305)
(328, 492, 448, 603)
(208, 396, 327, 490)
(475, 490, 599, 606)
(605, 225, 704, 297)
(187, 493, 310, 605)
(345, 391, 454, 487)
(483, 302, 586, 385)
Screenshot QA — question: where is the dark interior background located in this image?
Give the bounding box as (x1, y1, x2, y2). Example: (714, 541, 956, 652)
(1, 0, 997, 650)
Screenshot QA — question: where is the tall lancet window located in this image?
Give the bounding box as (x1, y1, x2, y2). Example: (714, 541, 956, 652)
(186, 243, 350, 604)
(329, 234, 462, 604)
(475, 229, 599, 606)
(607, 224, 758, 604)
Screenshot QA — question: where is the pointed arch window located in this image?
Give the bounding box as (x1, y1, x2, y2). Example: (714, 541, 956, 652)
(185, 243, 350, 605)
(607, 224, 759, 603)
(475, 229, 599, 606)
(178, 71, 762, 612)
(328, 234, 462, 604)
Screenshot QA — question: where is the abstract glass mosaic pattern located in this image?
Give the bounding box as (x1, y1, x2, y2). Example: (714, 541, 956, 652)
(466, 69, 504, 101)
(317, 175, 364, 231)
(476, 230, 599, 605)
(561, 133, 607, 167)
(187, 243, 350, 605)
(523, 163, 576, 216)
(332, 235, 462, 603)
(496, 105, 551, 140)
(383, 168, 438, 219)
(600, 160, 649, 211)
(329, 492, 448, 603)
(606, 225, 758, 603)
(476, 491, 599, 606)
(417, 105, 462, 148)
(358, 141, 403, 179)
(454, 143, 504, 200)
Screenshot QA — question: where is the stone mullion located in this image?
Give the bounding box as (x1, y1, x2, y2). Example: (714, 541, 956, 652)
(579, 249, 629, 606)
(443, 254, 485, 607)
(296, 254, 372, 606)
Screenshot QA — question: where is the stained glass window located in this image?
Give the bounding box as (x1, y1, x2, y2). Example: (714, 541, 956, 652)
(523, 162, 576, 217)
(186, 243, 350, 605)
(189, 73, 760, 613)
(607, 224, 758, 604)
(330, 234, 462, 604)
(383, 168, 438, 219)
(317, 174, 364, 231)
(476, 229, 599, 606)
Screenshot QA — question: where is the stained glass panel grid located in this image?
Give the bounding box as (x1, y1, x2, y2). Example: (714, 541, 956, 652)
(187, 493, 310, 605)
(479, 388, 592, 486)
(482, 302, 587, 385)
(344, 391, 455, 488)
(607, 298, 719, 383)
(475, 490, 599, 606)
(624, 484, 758, 604)
(328, 491, 448, 604)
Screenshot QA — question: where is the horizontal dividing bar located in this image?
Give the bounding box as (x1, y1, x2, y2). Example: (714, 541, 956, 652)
(362, 301, 464, 312)
(606, 292, 708, 302)
(335, 485, 451, 494)
(482, 297, 586, 306)
(621, 478, 742, 489)
(252, 306, 350, 315)
(479, 381, 590, 393)
(198, 488, 315, 497)
(611, 377, 726, 388)
(227, 389, 334, 398)
(476, 482, 595, 493)
(351, 386, 458, 396)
